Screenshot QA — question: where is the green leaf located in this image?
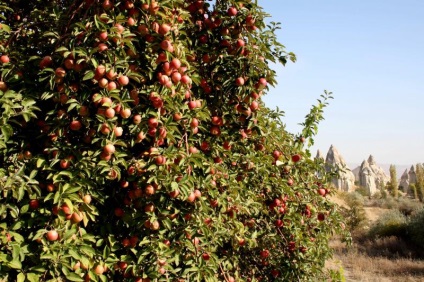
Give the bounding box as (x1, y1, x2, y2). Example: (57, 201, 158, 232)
(0, 23, 10, 33)
(7, 259, 22, 269)
(55, 46, 69, 53)
(68, 249, 81, 260)
(26, 273, 40, 282)
(1, 124, 13, 142)
(11, 221, 22, 230)
(36, 158, 45, 168)
(40, 254, 55, 260)
(65, 272, 84, 282)
(82, 71, 95, 81)
(171, 181, 178, 191)
(17, 273, 25, 282)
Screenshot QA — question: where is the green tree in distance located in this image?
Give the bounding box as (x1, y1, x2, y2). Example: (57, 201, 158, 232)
(416, 164, 424, 202)
(389, 164, 398, 198)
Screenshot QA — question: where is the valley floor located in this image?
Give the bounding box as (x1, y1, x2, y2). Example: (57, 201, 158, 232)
(327, 195, 424, 282)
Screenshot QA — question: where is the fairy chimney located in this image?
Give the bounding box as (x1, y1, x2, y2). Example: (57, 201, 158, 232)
(325, 145, 355, 192)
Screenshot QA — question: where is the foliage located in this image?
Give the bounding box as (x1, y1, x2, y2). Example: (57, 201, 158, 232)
(405, 209, 424, 250)
(339, 192, 368, 233)
(366, 192, 422, 216)
(396, 197, 423, 216)
(326, 267, 346, 282)
(0, 0, 348, 281)
(410, 184, 419, 200)
(368, 210, 407, 239)
(389, 165, 398, 198)
(415, 164, 424, 202)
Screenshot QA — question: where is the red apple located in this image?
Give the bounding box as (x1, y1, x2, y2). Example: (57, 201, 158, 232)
(275, 219, 283, 228)
(60, 158, 71, 169)
(114, 126, 123, 137)
(29, 199, 39, 209)
(227, 6, 237, 16)
(1, 55, 10, 64)
(96, 65, 106, 77)
(97, 43, 108, 52)
(104, 144, 115, 155)
(256, 77, 267, 89)
(104, 107, 115, 119)
(71, 211, 83, 224)
(69, 120, 82, 131)
(82, 194, 92, 204)
(188, 101, 197, 110)
(39, 56, 53, 69)
(133, 114, 142, 124)
(235, 77, 245, 86)
(291, 154, 301, 163)
(114, 208, 124, 217)
(187, 192, 196, 202)
(93, 264, 104, 275)
(55, 67, 66, 78)
(159, 23, 171, 35)
(317, 213, 325, 221)
(317, 188, 326, 196)
(260, 249, 269, 259)
(148, 117, 159, 128)
(120, 108, 131, 119)
(169, 189, 180, 198)
(118, 75, 129, 86)
(46, 230, 59, 241)
(202, 253, 210, 260)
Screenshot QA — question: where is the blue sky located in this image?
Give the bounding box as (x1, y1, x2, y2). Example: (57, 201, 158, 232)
(260, 1, 424, 166)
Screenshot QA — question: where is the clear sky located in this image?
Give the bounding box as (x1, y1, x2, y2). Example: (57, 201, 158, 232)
(259, 0, 424, 166)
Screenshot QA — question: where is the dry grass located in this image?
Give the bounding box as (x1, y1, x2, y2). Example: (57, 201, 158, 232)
(327, 193, 424, 282)
(330, 238, 424, 282)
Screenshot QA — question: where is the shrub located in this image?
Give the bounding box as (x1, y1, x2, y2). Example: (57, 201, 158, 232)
(354, 187, 369, 198)
(368, 210, 407, 239)
(397, 198, 423, 216)
(343, 192, 365, 207)
(339, 192, 368, 233)
(406, 209, 424, 250)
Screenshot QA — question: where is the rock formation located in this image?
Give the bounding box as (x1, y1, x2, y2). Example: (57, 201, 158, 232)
(406, 165, 418, 195)
(324, 145, 355, 192)
(408, 165, 417, 184)
(358, 155, 389, 195)
(315, 149, 325, 160)
(399, 169, 410, 192)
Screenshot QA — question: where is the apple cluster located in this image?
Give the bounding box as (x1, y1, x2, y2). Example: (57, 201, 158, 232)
(0, 1, 348, 281)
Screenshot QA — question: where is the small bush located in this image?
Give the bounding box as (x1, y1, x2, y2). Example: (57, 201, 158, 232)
(397, 198, 423, 216)
(361, 236, 417, 258)
(343, 192, 365, 207)
(368, 210, 407, 239)
(340, 192, 368, 233)
(380, 196, 399, 209)
(406, 209, 424, 250)
(355, 187, 369, 197)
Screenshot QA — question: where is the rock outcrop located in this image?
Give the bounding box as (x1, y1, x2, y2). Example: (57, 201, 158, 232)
(409, 165, 417, 184)
(324, 145, 355, 192)
(399, 169, 410, 192)
(358, 155, 389, 195)
(315, 149, 325, 160)
(405, 165, 418, 195)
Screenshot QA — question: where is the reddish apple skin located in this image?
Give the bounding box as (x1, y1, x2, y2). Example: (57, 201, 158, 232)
(46, 230, 59, 241)
(29, 199, 40, 209)
(291, 154, 302, 163)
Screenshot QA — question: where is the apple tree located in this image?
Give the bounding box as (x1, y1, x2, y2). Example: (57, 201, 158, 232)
(0, 0, 349, 281)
